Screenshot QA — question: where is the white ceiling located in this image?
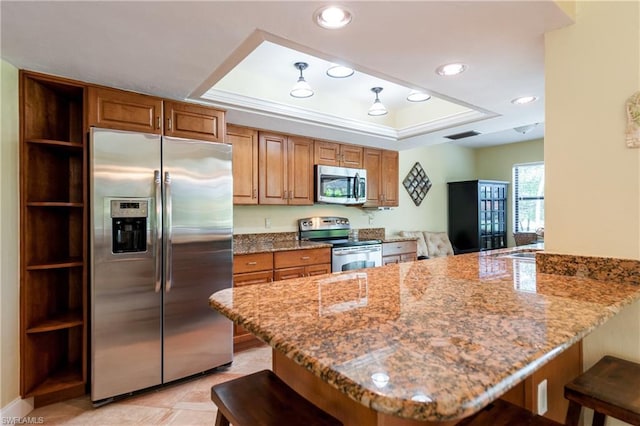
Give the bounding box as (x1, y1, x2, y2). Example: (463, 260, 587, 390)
(0, 1, 573, 150)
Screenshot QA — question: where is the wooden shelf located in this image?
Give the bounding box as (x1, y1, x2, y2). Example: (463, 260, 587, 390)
(26, 311, 83, 334)
(26, 139, 83, 150)
(27, 202, 84, 208)
(20, 71, 88, 405)
(26, 259, 84, 270)
(24, 364, 84, 398)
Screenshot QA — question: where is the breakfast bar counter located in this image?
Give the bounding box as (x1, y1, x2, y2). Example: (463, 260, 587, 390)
(209, 249, 640, 425)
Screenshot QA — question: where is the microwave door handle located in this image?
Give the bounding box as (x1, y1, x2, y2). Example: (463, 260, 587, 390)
(354, 173, 359, 199)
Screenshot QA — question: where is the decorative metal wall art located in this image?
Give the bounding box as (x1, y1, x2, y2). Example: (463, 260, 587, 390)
(403, 162, 432, 206)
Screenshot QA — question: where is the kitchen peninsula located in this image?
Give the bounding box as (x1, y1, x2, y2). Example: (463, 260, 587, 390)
(209, 249, 640, 425)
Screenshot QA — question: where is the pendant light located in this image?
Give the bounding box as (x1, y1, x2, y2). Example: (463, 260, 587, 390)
(368, 87, 387, 116)
(290, 62, 314, 98)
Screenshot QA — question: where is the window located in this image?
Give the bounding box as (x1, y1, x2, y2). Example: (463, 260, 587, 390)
(513, 162, 544, 232)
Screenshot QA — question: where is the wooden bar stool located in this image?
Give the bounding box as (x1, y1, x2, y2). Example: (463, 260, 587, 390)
(564, 355, 640, 426)
(211, 369, 342, 426)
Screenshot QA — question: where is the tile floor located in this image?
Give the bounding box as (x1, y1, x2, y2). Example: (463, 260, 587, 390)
(29, 345, 272, 425)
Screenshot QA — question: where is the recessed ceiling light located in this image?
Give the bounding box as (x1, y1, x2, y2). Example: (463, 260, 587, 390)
(435, 63, 467, 76)
(407, 90, 431, 102)
(326, 64, 354, 78)
(511, 96, 538, 105)
(314, 6, 352, 29)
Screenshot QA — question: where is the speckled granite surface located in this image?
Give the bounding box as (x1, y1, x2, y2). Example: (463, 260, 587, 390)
(233, 233, 331, 254)
(234, 230, 416, 255)
(210, 248, 640, 422)
(537, 252, 640, 286)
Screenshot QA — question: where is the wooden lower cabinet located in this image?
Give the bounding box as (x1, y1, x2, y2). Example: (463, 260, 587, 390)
(232, 248, 330, 351)
(233, 254, 273, 352)
(382, 240, 417, 265)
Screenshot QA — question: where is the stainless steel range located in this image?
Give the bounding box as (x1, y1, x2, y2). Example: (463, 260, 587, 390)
(298, 217, 382, 272)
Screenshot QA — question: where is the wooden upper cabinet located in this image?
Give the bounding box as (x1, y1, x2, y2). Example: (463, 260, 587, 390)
(363, 148, 398, 207)
(88, 86, 162, 134)
(259, 132, 313, 205)
(164, 101, 225, 142)
(227, 125, 258, 205)
(259, 132, 288, 205)
(287, 136, 314, 205)
(314, 140, 363, 168)
(363, 148, 382, 207)
(381, 150, 399, 207)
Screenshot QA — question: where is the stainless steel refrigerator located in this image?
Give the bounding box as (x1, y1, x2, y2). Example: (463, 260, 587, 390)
(89, 128, 233, 404)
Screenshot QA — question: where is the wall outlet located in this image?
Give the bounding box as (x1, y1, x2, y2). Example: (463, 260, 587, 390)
(537, 379, 548, 415)
(265, 218, 271, 229)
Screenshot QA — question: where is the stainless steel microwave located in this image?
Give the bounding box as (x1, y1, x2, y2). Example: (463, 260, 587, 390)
(315, 165, 367, 205)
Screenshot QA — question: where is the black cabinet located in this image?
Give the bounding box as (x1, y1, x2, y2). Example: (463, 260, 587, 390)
(448, 180, 508, 253)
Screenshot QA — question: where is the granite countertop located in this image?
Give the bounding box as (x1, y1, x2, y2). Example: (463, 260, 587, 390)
(210, 248, 640, 422)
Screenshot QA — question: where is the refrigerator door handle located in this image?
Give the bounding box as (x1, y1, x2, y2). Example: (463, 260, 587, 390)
(154, 170, 162, 293)
(164, 171, 173, 292)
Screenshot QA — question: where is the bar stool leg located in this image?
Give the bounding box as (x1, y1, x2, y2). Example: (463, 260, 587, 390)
(214, 410, 230, 426)
(565, 400, 582, 426)
(592, 411, 605, 426)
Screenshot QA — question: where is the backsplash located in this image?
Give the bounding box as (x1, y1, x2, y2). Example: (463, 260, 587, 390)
(233, 232, 298, 246)
(355, 227, 385, 240)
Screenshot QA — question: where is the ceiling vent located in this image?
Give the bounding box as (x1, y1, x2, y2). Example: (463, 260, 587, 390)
(444, 130, 481, 140)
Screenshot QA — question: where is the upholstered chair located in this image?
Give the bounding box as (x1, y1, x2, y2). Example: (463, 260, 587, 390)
(399, 231, 455, 258)
(423, 232, 455, 257)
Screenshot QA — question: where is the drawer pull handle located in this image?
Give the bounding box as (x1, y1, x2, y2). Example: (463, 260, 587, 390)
(247, 261, 258, 265)
(301, 256, 310, 260)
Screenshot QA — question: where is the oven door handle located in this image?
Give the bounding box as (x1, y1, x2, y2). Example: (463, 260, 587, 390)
(334, 246, 381, 256)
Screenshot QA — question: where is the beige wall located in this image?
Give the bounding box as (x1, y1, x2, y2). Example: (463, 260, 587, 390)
(475, 139, 544, 246)
(233, 142, 476, 236)
(1, 60, 21, 407)
(546, 2, 640, 425)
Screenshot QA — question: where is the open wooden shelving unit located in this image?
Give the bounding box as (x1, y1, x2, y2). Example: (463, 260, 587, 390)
(19, 71, 88, 406)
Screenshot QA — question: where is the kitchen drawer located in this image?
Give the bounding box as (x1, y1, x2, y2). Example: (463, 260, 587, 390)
(233, 252, 273, 274)
(273, 248, 331, 269)
(382, 240, 417, 257)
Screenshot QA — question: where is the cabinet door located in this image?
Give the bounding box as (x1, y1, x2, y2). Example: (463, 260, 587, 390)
(314, 140, 340, 166)
(88, 86, 162, 134)
(274, 266, 306, 281)
(381, 150, 399, 207)
(227, 125, 258, 205)
(164, 101, 225, 142)
(307, 263, 331, 276)
(287, 136, 314, 205)
(363, 148, 382, 207)
(383, 255, 401, 265)
(233, 270, 273, 286)
(341, 144, 364, 168)
(258, 132, 288, 205)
